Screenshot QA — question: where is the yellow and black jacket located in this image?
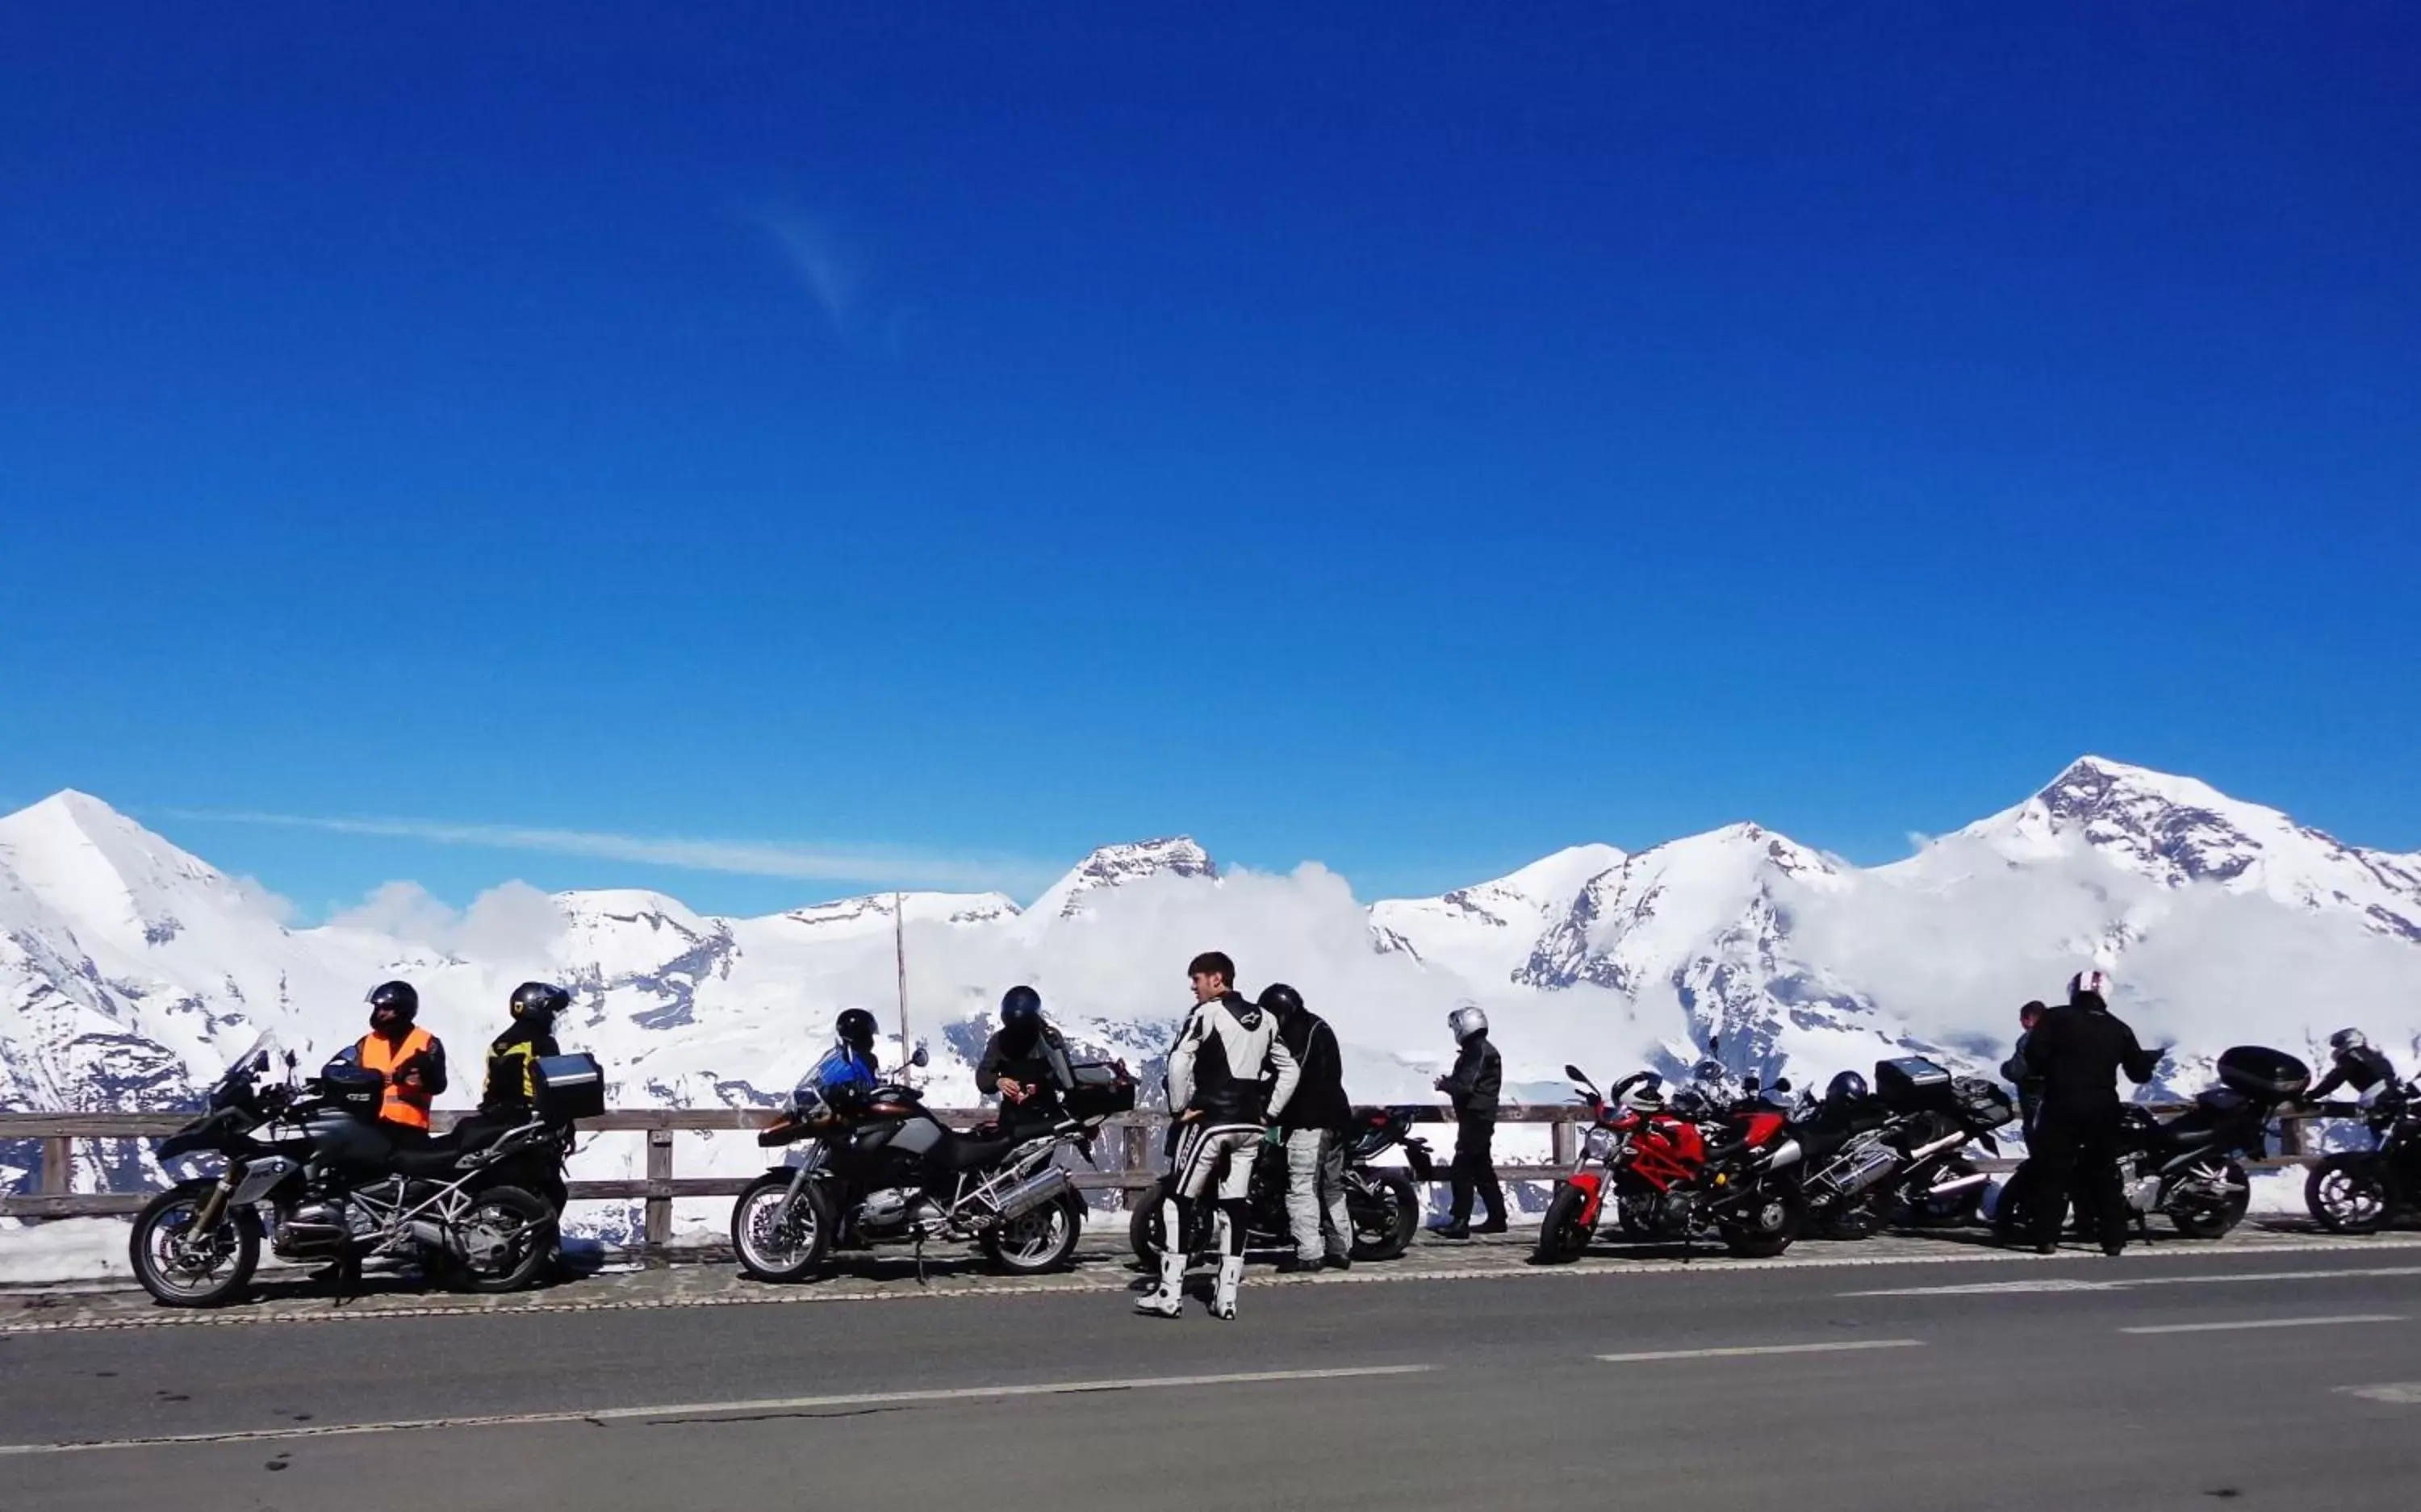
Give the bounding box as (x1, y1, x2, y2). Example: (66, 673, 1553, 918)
(481, 1021, 561, 1114)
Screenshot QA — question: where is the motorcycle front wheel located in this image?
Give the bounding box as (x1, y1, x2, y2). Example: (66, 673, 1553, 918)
(1348, 1171, 1420, 1262)
(130, 1180, 261, 1308)
(2306, 1153, 2393, 1234)
(2166, 1160, 2250, 1239)
(449, 1186, 555, 1294)
(984, 1191, 1085, 1274)
(1532, 1182, 1591, 1264)
(732, 1173, 833, 1281)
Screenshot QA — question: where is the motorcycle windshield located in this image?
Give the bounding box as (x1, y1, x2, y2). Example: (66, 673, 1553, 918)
(793, 1046, 875, 1113)
(211, 1033, 282, 1100)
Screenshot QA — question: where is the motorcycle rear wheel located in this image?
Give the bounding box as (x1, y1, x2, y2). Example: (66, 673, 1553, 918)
(2306, 1154, 2393, 1234)
(1348, 1171, 1420, 1262)
(448, 1186, 555, 1293)
(130, 1180, 261, 1308)
(1532, 1183, 1591, 1264)
(984, 1192, 1085, 1274)
(732, 1173, 833, 1281)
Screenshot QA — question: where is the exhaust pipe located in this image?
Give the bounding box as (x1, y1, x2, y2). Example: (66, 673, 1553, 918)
(1923, 1172, 1989, 1199)
(992, 1167, 1074, 1223)
(408, 1219, 466, 1257)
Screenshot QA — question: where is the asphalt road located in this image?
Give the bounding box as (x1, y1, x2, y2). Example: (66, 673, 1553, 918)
(4, 1244, 2419, 1511)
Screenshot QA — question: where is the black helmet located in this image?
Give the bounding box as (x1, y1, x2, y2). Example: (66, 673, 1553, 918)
(834, 1008, 879, 1051)
(1825, 1070, 1870, 1105)
(2330, 1027, 2369, 1056)
(1257, 983, 1304, 1019)
(511, 981, 571, 1024)
(1000, 985, 1043, 1029)
(366, 980, 419, 1025)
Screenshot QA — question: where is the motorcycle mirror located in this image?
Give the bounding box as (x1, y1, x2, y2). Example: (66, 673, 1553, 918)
(283, 1050, 299, 1071)
(1708, 1034, 1721, 1056)
(1771, 1077, 1792, 1094)
(910, 1044, 931, 1068)
(1564, 1063, 1596, 1088)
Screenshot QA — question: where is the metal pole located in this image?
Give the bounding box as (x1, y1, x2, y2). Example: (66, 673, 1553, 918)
(893, 891, 910, 1084)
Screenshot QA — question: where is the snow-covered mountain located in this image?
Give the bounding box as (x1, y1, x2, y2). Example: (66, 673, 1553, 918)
(7, 758, 2421, 1219)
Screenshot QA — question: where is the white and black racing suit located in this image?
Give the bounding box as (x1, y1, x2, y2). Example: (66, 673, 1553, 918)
(1139, 991, 1299, 1319)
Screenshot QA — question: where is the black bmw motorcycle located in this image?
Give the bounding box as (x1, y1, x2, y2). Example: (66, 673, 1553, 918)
(130, 1038, 596, 1306)
(731, 1050, 1135, 1280)
(1796, 1059, 2014, 1238)
(1127, 1105, 1433, 1267)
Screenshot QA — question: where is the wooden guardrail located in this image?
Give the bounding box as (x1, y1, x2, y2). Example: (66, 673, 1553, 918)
(0, 1102, 2352, 1247)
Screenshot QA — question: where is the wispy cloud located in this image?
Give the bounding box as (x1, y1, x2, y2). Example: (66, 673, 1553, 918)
(160, 808, 1059, 896)
(755, 207, 871, 337)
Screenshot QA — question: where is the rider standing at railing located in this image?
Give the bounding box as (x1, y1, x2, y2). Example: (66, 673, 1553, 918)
(2310, 1029, 2398, 1106)
(1432, 1005, 1507, 1238)
(978, 985, 1077, 1138)
(2019, 970, 2159, 1257)
(1135, 950, 1299, 1322)
(335, 981, 448, 1147)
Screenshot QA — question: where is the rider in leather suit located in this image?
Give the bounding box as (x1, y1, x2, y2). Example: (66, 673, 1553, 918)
(1136, 952, 1299, 1321)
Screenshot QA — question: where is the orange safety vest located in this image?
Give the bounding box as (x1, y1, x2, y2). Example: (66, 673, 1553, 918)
(358, 1026, 437, 1130)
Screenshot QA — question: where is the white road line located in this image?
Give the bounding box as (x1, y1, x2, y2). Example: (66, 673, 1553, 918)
(0, 1364, 1438, 1459)
(2338, 1382, 2421, 1404)
(1595, 1339, 1926, 1364)
(1846, 1265, 2421, 1298)
(2119, 1314, 2406, 1335)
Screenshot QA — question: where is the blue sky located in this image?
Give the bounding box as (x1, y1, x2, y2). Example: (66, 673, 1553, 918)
(3, 5, 2416, 918)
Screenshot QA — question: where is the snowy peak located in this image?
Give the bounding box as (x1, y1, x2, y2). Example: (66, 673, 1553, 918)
(771, 891, 1022, 934)
(1029, 837, 1217, 921)
(0, 791, 271, 950)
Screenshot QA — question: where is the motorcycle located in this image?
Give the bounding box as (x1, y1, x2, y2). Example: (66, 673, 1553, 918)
(1796, 1058, 2013, 1238)
(2304, 1077, 2420, 1234)
(129, 1037, 593, 1307)
(1997, 1045, 2309, 1243)
(1534, 1062, 1808, 1263)
(730, 1046, 1130, 1280)
(1126, 1105, 1435, 1267)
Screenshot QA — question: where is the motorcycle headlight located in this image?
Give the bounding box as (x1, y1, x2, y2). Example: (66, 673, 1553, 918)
(1583, 1126, 1616, 1162)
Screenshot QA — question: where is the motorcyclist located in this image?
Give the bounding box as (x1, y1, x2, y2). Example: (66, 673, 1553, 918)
(335, 981, 447, 1146)
(809, 1008, 883, 1104)
(977, 985, 1076, 1137)
(2001, 1000, 2048, 1128)
(1432, 1004, 1507, 1238)
(2018, 969, 2160, 1257)
(1135, 951, 1300, 1322)
(2310, 1029, 2399, 1105)
(1269, 983, 1356, 1273)
(481, 982, 568, 1117)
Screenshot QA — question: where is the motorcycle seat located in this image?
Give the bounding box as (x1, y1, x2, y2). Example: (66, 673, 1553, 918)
(939, 1132, 1022, 1171)
(383, 1147, 470, 1179)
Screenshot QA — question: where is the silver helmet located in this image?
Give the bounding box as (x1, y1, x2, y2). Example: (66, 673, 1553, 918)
(2330, 1027, 2369, 1055)
(1448, 1005, 1489, 1042)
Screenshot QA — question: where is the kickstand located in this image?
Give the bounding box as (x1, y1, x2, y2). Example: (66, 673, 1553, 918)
(914, 1234, 928, 1287)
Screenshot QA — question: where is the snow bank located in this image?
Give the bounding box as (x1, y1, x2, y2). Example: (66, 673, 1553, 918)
(0, 1218, 133, 1286)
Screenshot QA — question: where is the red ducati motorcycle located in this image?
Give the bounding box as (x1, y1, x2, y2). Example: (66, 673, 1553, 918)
(1533, 1063, 1808, 1262)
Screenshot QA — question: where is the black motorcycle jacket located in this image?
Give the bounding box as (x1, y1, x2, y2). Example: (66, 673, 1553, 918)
(976, 1022, 1075, 1109)
(2311, 1045, 2398, 1101)
(481, 1019, 560, 1114)
(2021, 1003, 2158, 1116)
(1276, 1007, 1354, 1134)
(1167, 992, 1300, 1125)
(1440, 1033, 1502, 1119)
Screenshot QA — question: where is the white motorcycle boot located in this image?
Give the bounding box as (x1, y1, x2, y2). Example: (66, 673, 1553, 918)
(1135, 1205, 1188, 1318)
(1210, 1255, 1244, 1321)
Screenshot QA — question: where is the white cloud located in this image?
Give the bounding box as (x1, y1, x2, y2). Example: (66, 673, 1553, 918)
(756, 208, 870, 336)
(164, 808, 1057, 895)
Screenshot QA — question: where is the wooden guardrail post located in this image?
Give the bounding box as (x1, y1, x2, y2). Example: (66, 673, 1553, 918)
(1550, 1113, 1578, 1168)
(40, 1136, 72, 1197)
(644, 1125, 675, 1251)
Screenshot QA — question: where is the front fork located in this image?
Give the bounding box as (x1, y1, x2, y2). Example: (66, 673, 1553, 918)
(190, 1167, 240, 1234)
(775, 1147, 826, 1232)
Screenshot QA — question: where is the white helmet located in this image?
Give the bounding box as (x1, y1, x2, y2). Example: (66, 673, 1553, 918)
(2068, 968, 2114, 1005)
(2330, 1027, 2369, 1055)
(1448, 1005, 1489, 1042)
